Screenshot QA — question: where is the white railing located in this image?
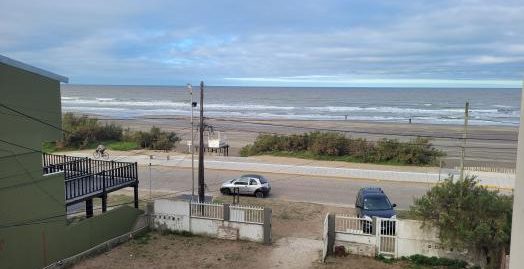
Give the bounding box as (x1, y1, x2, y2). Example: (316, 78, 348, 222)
(230, 204, 264, 224)
(190, 202, 224, 220)
(335, 215, 372, 235)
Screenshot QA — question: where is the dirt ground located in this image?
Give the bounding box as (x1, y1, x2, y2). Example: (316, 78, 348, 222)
(72, 196, 403, 269)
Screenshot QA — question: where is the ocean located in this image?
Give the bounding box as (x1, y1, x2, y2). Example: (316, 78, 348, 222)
(61, 85, 521, 126)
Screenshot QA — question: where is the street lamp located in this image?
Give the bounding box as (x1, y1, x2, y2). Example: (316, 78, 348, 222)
(188, 83, 195, 201)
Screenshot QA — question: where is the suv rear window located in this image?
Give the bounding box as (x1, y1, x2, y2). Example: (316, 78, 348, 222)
(363, 195, 391, 210)
(258, 177, 268, 184)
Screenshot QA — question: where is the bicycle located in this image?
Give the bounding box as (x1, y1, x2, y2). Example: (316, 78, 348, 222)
(92, 150, 109, 160)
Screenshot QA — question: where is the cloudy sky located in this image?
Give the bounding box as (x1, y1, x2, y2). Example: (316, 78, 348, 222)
(1, 0, 523, 87)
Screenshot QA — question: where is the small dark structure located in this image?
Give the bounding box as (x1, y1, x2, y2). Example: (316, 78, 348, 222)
(42, 153, 139, 217)
(205, 144, 230, 156)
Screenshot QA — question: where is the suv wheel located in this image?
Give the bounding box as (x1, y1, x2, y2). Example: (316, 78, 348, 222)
(222, 188, 231, 195)
(255, 191, 264, 198)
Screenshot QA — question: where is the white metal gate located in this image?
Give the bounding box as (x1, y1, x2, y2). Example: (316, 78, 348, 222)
(376, 218, 397, 257)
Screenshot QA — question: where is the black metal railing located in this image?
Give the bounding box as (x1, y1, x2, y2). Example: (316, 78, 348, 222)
(42, 153, 138, 205)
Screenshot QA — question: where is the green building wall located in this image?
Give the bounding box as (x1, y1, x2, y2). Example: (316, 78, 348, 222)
(0, 62, 141, 269)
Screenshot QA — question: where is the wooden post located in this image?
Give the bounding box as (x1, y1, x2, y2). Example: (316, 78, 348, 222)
(101, 170, 107, 212)
(86, 199, 93, 218)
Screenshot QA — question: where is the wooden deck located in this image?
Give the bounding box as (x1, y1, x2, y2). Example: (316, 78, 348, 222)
(42, 153, 139, 217)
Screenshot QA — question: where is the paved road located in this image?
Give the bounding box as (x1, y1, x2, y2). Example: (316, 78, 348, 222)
(138, 165, 432, 210)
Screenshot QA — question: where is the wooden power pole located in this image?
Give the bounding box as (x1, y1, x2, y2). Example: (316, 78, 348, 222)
(460, 101, 469, 180)
(198, 81, 205, 202)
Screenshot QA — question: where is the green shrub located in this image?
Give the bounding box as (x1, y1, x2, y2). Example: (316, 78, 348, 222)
(408, 254, 468, 268)
(240, 132, 444, 166)
(61, 113, 122, 148)
(52, 114, 179, 152)
(133, 126, 180, 151)
(410, 176, 513, 268)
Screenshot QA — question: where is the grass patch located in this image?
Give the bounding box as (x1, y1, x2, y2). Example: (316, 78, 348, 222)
(106, 140, 139, 151)
(133, 233, 152, 245)
(43, 141, 58, 153)
(375, 254, 471, 269)
(42, 140, 139, 153)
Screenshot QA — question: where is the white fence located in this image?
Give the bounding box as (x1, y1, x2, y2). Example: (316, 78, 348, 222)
(329, 215, 398, 257)
(190, 202, 223, 220)
(230, 204, 264, 224)
(335, 215, 372, 235)
(153, 199, 271, 244)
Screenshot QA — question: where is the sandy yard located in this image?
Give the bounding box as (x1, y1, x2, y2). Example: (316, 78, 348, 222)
(71, 196, 407, 269)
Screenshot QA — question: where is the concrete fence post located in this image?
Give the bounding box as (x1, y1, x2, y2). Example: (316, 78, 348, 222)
(372, 217, 378, 236)
(327, 213, 335, 256)
(223, 204, 230, 221)
(263, 207, 272, 245)
(146, 202, 154, 228)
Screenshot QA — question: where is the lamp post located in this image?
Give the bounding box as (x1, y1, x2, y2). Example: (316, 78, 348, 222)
(188, 83, 195, 201)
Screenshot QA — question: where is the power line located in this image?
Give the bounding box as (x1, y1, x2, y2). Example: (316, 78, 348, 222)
(206, 117, 519, 142)
(0, 103, 70, 134)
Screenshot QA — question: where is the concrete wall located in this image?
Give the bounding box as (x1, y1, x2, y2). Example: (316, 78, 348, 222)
(396, 220, 467, 259)
(329, 216, 473, 262)
(153, 199, 266, 243)
(0, 62, 141, 269)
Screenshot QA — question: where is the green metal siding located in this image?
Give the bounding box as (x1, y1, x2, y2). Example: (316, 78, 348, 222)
(0, 63, 140, 269)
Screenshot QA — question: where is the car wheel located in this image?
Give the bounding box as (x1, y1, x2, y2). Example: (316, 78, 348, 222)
(255, 191, 264, 198)
(222, 188, 231, 195)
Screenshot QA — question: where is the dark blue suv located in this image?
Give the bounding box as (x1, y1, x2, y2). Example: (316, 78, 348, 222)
(355, 187, 397, 234)
(355, 187, 397, 219)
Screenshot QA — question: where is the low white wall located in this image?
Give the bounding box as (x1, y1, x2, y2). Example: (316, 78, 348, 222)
(153, 199, 265, 243)
(396, 219, 469, 261)
(335, 233, 377, 257)
(191, 217, 264, 242)
(330, 217, 471, 261)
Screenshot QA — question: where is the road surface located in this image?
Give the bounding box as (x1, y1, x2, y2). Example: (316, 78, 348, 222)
(138, 165, 432, 209)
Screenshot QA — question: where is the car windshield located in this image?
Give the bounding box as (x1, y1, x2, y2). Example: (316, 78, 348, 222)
(363, 196, 391, 211)
(259, 177, 268, 184)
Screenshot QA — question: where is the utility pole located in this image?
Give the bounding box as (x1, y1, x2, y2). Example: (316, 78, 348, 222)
(149, 162, 152, 201)
(460, 101, 469, 180)
(198, 81, 205, 202)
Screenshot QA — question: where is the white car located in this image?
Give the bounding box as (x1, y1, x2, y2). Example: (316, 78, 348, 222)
(220, 174, 271, 198)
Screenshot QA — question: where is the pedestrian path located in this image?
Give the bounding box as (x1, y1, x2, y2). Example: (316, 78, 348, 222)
(65, 152, 515, 189)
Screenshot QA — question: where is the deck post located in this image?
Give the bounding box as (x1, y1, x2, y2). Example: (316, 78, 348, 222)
(134, 162, 139, 209)
(101, 170, 107, 212)
(133, 183, 139, 208)
(86, 199, 93, 218)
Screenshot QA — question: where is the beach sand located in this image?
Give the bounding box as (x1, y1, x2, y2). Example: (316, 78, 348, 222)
(96, 116, 518, 168)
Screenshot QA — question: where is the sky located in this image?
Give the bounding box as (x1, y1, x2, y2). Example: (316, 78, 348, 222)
(1, 0, 523, 87)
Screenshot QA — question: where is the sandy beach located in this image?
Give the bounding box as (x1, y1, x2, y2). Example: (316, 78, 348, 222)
(96, 115, 518, 169)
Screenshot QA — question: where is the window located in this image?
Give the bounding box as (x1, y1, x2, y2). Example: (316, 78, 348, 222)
(258, 177, 268, 184)
(250, 179, 257, 185)
(363, 196, 392, 211)
(235, 178, 249, 185)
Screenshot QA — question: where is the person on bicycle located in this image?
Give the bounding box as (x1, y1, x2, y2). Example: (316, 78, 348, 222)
(96, 144, 106, 155)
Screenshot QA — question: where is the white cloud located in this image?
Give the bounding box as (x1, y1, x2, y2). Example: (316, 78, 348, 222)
(0, 0, 523, 86)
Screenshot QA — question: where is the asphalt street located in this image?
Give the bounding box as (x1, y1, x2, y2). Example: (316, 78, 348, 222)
(138, 165, 432, 210)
